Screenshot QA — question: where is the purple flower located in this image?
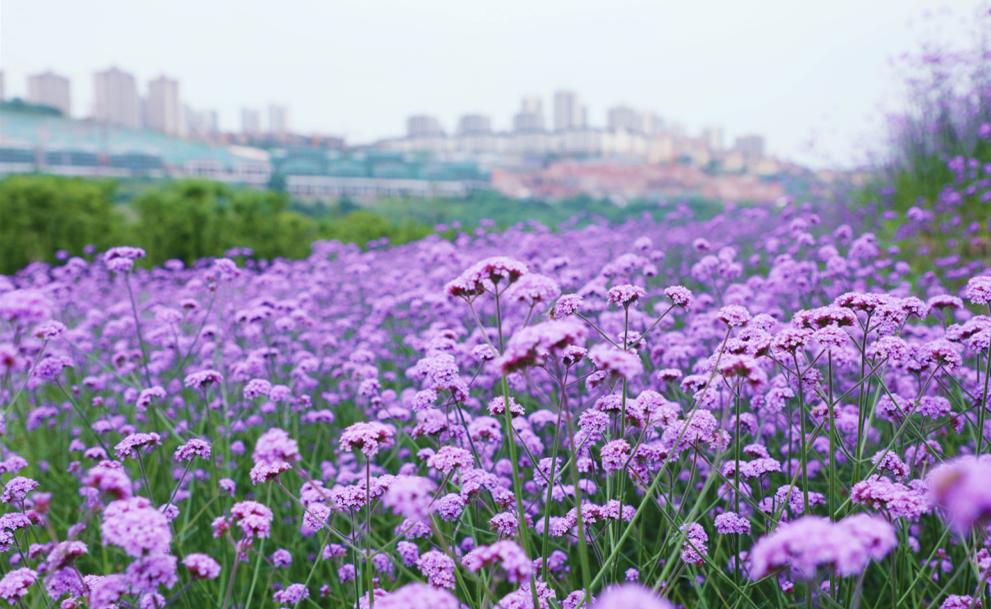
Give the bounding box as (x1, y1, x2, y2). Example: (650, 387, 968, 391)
(964, 276, 991, 305)
(271, 548, 293, 568)
(0, 568, 36, 604)
(183, 553, 221, 579)
(273, 583, 309, 605)
(600, 439, 631, 474)
(749, 514, 895, 579)
(1, 476, 38, 504)
(104, 246, 146, 272)
(29, 355, 72, 387)
(174, 438, 211, 462)
(927, 456, 991, 532)
(339, 422, 396, 458)
(230, 500, 273, 539)
(499, 320, 588, 374)
(714, 511, 751, 535)
(588, 344, 643, 380)
(718, 305, 751, 327)
(86, 573, 129, 609)
(114, 432, 162, 460)
(250, 428, 300, 484)
(592, 584, 674, 609)
(552, 294, 584, 319)
(664, 285, 693, 308)
(462, 540, 531, 583)
(607, 284, 646, 307)
(33, 320, 66, 340)
(427, 446, 473, 474)
(417, 550, 456, 589)
(183, 369, 223, 390)
(446, 256, 528, 299)
(101, 497, 172, 557)
(506, 273, 561, 305)
(680, 522, 708, 565)
(383, 476, 436, 522)
(376, 583, 462, 609)
(940, 595, 978, 609)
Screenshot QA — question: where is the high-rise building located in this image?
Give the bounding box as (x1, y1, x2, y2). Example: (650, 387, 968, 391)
(26, 71, 71, 116)
(702, 127, 724, 152)
(241, 108, 261, 135)
(268, 104, 289, 137)
(553, 90, 584, 131)
(734, 134, 765, 158)
(185, 106, 219, 137)
(608, 105, 642, 133)
(641, 112, 664, 135)
(457, 114, 492, 136)
(145, 75, 182, 135)
(406, 114, 445, 138)
(92, 67, 140, 128)
(513, 96, 545, 133)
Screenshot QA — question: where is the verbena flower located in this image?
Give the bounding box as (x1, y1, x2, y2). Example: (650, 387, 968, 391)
(749, 514, 896, 579)
(927, 456, 991, 532)
(591, 583, 674, 609)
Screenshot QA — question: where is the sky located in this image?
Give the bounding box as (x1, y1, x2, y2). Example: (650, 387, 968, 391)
(0, 0, 986, 167)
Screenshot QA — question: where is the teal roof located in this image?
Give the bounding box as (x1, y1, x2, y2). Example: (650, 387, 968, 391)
(0, 108, 264, 168)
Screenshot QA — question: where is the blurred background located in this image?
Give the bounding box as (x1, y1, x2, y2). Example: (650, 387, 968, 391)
(0, 0, 988, 272)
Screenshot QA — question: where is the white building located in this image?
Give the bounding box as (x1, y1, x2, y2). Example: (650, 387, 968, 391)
(268, 104, 289, 137)
(513, 96, 545, 133)
(375, 127, 688, 165)
(241, 108, 261, 135)
(406, 114, 444, 138)
(734, 134, 766, 159)
(702, 126, 724, 152)
(185, 106, 219, 137)
(93, 67, 140, 128)
(457, 114, 492, 136)
(146, 75, 182, 135)
(607, 105, 641, 133)
(27, 71, 72, 116)
(553, 90, 586, 131)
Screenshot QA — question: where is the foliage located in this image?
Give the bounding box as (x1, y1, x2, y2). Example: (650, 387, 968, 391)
(0, 176, 436, 272)
(0, 176, 124, 272)
(858, 23, 991, 271)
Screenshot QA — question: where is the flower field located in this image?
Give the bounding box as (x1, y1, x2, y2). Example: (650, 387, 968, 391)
(2, 159, 991, 609)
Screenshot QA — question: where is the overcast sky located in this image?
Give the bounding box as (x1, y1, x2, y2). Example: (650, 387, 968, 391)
(0, 0, 985, 166)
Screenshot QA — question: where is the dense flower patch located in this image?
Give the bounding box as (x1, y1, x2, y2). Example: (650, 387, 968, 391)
(2, 190, 991, 608)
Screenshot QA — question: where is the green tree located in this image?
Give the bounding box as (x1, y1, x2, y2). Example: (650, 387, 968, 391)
(0, 176, 122, 273)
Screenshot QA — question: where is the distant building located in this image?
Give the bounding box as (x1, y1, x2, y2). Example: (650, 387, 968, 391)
(145, 75, 182, 135)
(702, 126, 724, 152)
(641, 112, 664, 135)
(406, 114, 445, 138)
(734, 134, 765, 158)
(553, 90, 585, 131)
(457, 114, 492, 136)
(185, 106, 219, 137)
(268, 104, 289, 137)
(513, 96, 545, 133)
(0, 72, 5, 101)
(93, 67, 140, 128)
(0, 103, 271, 184)
(241, 108, 261, 135)
(27, 71, 71, 116)
(608, 105, 641, 133)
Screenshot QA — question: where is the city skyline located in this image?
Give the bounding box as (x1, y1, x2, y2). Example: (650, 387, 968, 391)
(3, 66, 753, 152)
(1, 0, 985, 167)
